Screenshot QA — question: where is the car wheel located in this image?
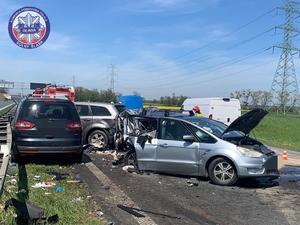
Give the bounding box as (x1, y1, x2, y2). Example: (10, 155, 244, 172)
(88, 130, 108, 149)
(208, 157, 237, 186)
(124, 151, 138, 168)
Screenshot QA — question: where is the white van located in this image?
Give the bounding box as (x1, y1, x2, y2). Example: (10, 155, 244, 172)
(182, 97, 241, 125)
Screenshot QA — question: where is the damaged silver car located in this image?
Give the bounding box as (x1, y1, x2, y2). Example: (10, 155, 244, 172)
(116, 109, 279, 186)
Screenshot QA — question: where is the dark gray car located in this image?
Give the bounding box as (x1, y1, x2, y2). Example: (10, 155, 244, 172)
(75, 102, 125, 149)
(11, 97, 83, 161)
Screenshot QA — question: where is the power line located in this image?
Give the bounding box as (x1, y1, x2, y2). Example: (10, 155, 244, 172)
(118, 60, 275, 92)
(153, 28, 274, 80)
(127, 47, 268, 89)
(118, 47, 270, 91)
(120, 26, 275, 82)
(165, 8, 276, 62)
(148, 49, 268, 89)
(164, 60, 275, 90)
(130, 7, 276, 74)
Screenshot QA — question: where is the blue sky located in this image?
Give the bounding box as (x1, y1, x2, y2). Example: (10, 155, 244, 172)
(0, 0, 299, 99)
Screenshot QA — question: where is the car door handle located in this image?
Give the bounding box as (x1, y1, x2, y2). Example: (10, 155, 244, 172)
(83, 119, 91, 121)
(159, 143, 169, 148)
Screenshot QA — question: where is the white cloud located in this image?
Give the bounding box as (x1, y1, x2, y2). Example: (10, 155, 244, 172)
(0, 58, 111, 91)
(152, 0, 189, 8)
(114, 50, 279, 99)
(40, 32, 73, 52)
(120, 0, 220, 14)
(153, 39, 202, 49)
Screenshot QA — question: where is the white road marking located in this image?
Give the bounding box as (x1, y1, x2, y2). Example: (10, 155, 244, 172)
(85, 162, 158, 225)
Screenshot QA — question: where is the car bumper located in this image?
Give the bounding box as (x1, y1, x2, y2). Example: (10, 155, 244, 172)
(16, 146, 82, 154)
(237, 155, 279, 178)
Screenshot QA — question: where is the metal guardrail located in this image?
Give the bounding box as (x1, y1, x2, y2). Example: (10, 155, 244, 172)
(0, 105, 15, 196)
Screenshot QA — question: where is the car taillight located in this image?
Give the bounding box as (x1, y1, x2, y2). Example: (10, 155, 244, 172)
(15, 120, 35, 130)
(208, 114, 213, 120)
(66, 121, 81, 131)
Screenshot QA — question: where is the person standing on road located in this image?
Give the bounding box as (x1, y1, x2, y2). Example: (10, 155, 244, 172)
(193, 105, 203, 117)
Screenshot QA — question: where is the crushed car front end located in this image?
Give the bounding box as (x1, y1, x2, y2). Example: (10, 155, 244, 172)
(232, 144, 279, 179)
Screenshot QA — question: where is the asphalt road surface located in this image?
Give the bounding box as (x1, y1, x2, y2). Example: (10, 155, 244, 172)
(75, 152, 300, 225)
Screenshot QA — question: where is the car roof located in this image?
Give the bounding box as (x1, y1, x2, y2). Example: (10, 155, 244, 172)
(26, 97, 72, 103)
(75, 102, 124, 106)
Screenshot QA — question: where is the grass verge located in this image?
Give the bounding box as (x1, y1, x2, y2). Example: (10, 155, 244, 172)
(253, 114, 300, 152)
(0, 103, 15, 116)
(0, 163, 104, 225)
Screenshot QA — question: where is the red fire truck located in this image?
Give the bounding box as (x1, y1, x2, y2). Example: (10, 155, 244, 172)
(32, 84, 76, 101)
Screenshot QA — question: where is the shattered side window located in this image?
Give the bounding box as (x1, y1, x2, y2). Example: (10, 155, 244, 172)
(127, 117, 158, 137)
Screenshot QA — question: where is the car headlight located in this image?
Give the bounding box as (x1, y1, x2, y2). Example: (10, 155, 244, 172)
(237, 147, 263, 158)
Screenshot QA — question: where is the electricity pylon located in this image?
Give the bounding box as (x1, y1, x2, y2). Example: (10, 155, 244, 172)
(271, 0, 300, 115)
(110, 64, 117, 93)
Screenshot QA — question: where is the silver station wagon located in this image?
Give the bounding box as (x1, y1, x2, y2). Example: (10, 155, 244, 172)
(117, 109, 279, 186)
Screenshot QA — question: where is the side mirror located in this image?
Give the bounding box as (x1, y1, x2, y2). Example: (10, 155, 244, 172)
(183, 135, 195, 142)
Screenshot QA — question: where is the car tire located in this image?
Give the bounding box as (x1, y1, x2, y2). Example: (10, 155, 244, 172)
(88, 130, 108, 150)
(208, 157, 238, 186)
(124, 151, 138, 169)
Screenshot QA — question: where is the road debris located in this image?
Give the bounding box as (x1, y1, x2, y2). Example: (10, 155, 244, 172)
(95, 210, 104, 217)
(117, 204, 145, 218)
(33, 175, 41, 181)
(122, 165, 134, 172)
(71, 197, 82, 204)
(106, 222, 115, 225)
(55, 186, 63, 193)
(32, 182, 56, 188)
(66, 175, 84, 183)
(16, 189, 27, 194)
(96, 150, 119, 160)
(112, 154, 125, 165)
(7, 178, 17, 185)
(49, 172, 69, 181)
(187, 178, 199, 187)
(4, 198, 59, 224)
(7, 172, 16, 177)
(117, 204, 181, 219)
(75, 174, 84, 183)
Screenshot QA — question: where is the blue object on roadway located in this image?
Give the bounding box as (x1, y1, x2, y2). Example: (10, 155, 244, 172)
(55, 186, 63, 193)
(118, 95, 143, 110)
